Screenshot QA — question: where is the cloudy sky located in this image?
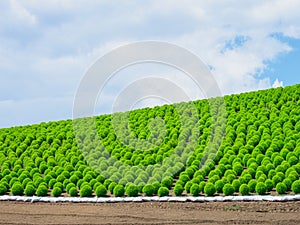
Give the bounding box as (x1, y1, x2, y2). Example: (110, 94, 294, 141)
(0, 0, 300, 128)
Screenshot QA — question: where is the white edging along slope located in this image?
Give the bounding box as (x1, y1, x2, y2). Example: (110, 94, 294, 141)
(1, 195, 300, 203)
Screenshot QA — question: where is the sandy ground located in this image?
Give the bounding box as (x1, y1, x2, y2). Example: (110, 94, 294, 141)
(0, 200, 299, 225)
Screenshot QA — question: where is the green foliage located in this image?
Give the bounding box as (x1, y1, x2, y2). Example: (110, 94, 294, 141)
(276, 182, 287, 195)
(95, 185, 107, 197)
(223, 184, 234, 196)
(184, 181, 193, 193)
(255, 182, 267, 195)
(52, 187, 62, 197)
(214, 180, 225, 193)
(239, 184, 249, 196)
(11, 183, 24, 195)
(80, 184, 92, 197)
(36, 185, 48, 196)
(142, 184, 155, 196)
(248, 180, 257, 193)
(265, 179, 274, 192)
(69, 187, 78, 197)
(1, 84, 300, 198)
(190, 183, 200, 196)
(204, 182, 216, 196)
(125, 184, 138, 197)
(24, 184, 35, 196)
(292, 180, 300, 194)
(158, 187, 169, 197)
(0, 184, 7, 195)
(113, 184, 125, 197)
(173, 184, 184, 196)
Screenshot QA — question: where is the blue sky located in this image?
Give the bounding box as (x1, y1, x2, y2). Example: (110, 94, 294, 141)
(0, 0, 300, 128)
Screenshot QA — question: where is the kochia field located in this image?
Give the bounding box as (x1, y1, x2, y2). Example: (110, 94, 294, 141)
(0, 84, 299, 198)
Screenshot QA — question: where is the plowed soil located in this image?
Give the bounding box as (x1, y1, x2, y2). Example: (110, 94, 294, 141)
(0, 200, 299, 225)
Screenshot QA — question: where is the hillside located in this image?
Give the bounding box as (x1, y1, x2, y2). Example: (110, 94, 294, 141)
(0, 84, 300, 198)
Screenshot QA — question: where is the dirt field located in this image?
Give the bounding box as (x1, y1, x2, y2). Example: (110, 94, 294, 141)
(0, 200, 299, 225)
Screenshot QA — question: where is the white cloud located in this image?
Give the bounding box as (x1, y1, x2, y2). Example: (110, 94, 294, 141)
(272, 78, 283, 88)
(1, 0, 300, 127)
(9, 0, 37, 26)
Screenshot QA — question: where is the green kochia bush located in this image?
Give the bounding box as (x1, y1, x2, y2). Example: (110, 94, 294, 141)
(113, 184, 125, 197)
(239, 184, 249, 196)
(255, 182, 267, 195)
(0, 184, 7, 195)
(222, 184, 234, 196)
(142, 184, 155, 196)
(214, 180, 224, 193)
(173, 184, 184, 196)
(190, 183, 200, 196)
(292, 180, 300, 194)
(204, 182, 216, 196)
(80, 184, 92, 197)
(276, 182, 287, 194)
(125, 184, 138, 197)
(95, 185, 107, 197)
(11, 183, 24, 195)
(69, 187, 78, 197)
(36, 185, 48, 196)
(52, 187, 62, 197)
(24, 184, 36, 196)
(158, 187, 169, 197)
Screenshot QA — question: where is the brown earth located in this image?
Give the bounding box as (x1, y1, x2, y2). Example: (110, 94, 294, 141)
(0, 200, 299, 225)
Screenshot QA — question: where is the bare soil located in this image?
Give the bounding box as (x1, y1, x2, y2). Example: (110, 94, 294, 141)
(0, 200, 299, 225)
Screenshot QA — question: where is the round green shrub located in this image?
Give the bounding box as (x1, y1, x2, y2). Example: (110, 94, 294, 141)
(265, 179, 274, 192)
(173, 184, 184, 196)
(282, 178, 292, 191)
(158, 187, 169, 197)
(292, 180, 300, 194)
(190, 183, 200, 196)
(53, 182, 63, 191)
(125, 184, 138, 197)
(276, 182, 287, 195)
(0, 184, 7, 195)
(80, 184, 92, 197)
(152, 182, 161, 195)
(9, 177, 19, 187)
(255, 182, 266, 195)
(208, 175, 220, 184)
(232, 180, 241, 192)
(288, 156, 298, 166)
(239, 184, 249, 196)
(142, 184, 155, 196)
(248, 180, 257, 192)
(233, 163, 243, 176)
(161, 176, 173, 189)
(95, 185, 107, 197)
(66, 183, 76, 193)
(223, 183, 234, 196)
(113, 184, 125, 197)
(103, 179, 112, 188)
(36, 185, 48, 196)
(70, 175, 79, 184)
(49, 178, 57, 189)
(52, 187, 62, 197)
(24, 184, 35, 196)
(69, 187, 78, 197)
(204, 182, 216, 196)
(11, 183, 24, 195)
(21, 178, 32, 188)
(199, 181, 206, 193)
(63, 179, 71, 188)
(108, 182, 117, 193)
(184, 181, 193, 193)
(214, 180, 224, 193)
